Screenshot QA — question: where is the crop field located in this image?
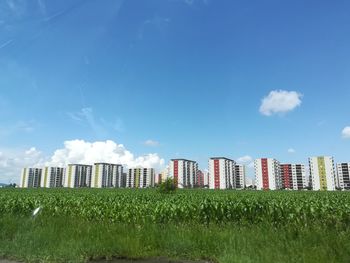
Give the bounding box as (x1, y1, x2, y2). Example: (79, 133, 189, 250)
(1, 189, 350, 263)
(1, 188, 350, 226)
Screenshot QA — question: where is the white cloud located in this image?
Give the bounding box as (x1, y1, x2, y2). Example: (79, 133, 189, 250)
(0, 139, 165, 184)
(236, 155, 253, 163)
(236, 155, 254, 169)
(259, 90, 302, 116)
(43, 140, 165, 170)
(288, 148, 296, 153)
(143, 140, 160, 147)
(342, 126, 350, 139)
(0, 147, 44, 184)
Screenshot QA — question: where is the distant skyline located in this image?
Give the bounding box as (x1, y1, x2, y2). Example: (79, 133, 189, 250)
(0, 0, 350, 183)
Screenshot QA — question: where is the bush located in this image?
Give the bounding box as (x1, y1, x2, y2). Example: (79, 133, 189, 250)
(158, 178, 176, 194)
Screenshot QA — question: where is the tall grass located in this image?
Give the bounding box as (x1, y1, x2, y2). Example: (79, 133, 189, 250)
(0, 215, 349, 263)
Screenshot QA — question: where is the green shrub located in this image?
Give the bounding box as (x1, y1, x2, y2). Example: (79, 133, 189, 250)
(158, 178, 176, 194)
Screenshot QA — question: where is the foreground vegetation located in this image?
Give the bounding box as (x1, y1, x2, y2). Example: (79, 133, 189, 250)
(1, 189, 350, 262)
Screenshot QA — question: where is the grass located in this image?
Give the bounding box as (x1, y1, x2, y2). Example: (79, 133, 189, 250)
(0, 214, 350, 263)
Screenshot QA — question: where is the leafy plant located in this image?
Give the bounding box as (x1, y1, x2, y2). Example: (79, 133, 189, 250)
(158, 178, 176, 194)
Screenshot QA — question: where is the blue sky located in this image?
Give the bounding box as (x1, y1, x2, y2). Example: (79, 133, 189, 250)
(0, 0, 350, 183)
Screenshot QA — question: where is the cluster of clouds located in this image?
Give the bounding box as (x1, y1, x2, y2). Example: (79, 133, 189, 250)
(143, 140, 160, 147)
(259, 90, 302, 116)
(236, 155, 254, 168)
(342, 127, 350, 139)
(0, 147, 44, 184)
(0, 139, 165, 184)
(259, 89, 349, 140)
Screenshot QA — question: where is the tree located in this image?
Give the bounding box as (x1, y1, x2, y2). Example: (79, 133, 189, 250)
(158, 178, 176, 193)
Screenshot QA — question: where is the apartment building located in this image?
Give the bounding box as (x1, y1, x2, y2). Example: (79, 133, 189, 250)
(208, 157, 236, 189)
(336, 163, 350, 190)
(64, 164, 92, 188)
(20, 168, 42, 188)
(158, 166, 169, 184)
(309, 156, 336, 191)
(196, 170, 205, 188)
(203, 170, 209, 187)
(280, 164, 306, 190)
(40, 167, 65, 188)
(169, 159, 198, 188)
(235, 164, 246, 189)
(127, 168, 155, 188)
(91, 163, 124, 188)
(255, 158, 281, 190)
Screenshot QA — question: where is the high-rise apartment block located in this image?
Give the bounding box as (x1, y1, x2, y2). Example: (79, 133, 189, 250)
(196, 170, 205, 187)
(127, 168, 155, 188)
(91, 163, 124, 188)
(336, 163, 350, 190)
(20, 168, 42, 188)
(235, 164, 246, 189)
(64, 164, 92, 188)
(280, 164, 306, 190)
(40, 167, 65, 188)
(169, 159, 198, 188)
(208, 157, 236, 189)
(309, 156, 336, 191)
(255, 158, 281, 190)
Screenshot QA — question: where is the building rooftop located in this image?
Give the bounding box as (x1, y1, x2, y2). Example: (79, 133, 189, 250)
(210, 157, 235, 161)
(171, 158, 197, 163)
(94, 163, 123, 166)
(68, 164, 93, 167)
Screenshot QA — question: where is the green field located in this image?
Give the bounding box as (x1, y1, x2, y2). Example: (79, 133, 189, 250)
(1, 189, 350, 263)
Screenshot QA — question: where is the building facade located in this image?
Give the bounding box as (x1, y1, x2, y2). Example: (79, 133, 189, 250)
(235, 164, 246, 189)
(91, 163, 124, 188)
(203, 170, 209, 187)
(309, 156, 336, 191)
(255, 158, 281, 190)
(127, 168, 155, 188)
(169, 159, 198, 188)
(40, 167, 65, 188)
(157, 166, 169, 184)
(208, 157, 236, 190)
(64, 164, 92, 188)
(280, 164, 306, 190)
(336, 163, 350, 190)
(20, 168, 42, 188)
(196, 170, 205, 188)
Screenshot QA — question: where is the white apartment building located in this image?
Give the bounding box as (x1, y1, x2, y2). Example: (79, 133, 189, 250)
(255, 158, 281, 190)
(336, 163, 350, 190)
(64, 164, 92, 188)
(158, 166, 169, 184)
(127, 168, 155, 188)
(169, 159, 198, 188)
(91, 163, 124, 188)
(280, 164, 307, 190)
(309, 156, 337, 191)
(20, 168, 42, 188)
(203, 170, 209, 187)
(235, 164, 246, 189)
(208, 157, 236, 190)
(40, 167, 65, 188)
(309, 156, 336, 191)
